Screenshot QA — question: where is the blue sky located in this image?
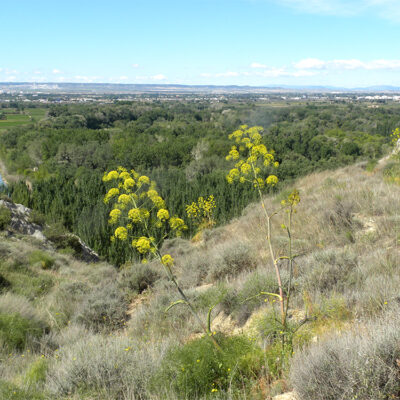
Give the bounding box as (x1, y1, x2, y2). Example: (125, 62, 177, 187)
(1, 0, 400, 87)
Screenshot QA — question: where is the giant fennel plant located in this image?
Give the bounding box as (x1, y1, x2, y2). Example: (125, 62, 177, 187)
(102, 167, 218, 344)
(225, 125, 303, 352)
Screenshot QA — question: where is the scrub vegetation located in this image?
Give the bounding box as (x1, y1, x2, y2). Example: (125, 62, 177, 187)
(0, 100, 399, 399)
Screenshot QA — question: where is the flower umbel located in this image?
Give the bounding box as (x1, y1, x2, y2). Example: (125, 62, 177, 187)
(225, 126, 279, 190)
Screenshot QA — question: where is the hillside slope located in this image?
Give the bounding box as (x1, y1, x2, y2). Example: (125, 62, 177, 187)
(0, 156, 399, 399)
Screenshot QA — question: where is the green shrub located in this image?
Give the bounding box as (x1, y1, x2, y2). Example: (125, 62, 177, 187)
(0, 259, 54, 300)
(0, 273, 11, 292)
(28, 210, 46, 227)
(0, 380, 44, 400)
(0, 312, 44, 350)
(44, 223, 82, 256)
(28, 250, 55, 270)
(383, 159, 400, 184)
(0, 206, 11, 230)
(25, 358, 48, 386)
(153, 334, 263, 398)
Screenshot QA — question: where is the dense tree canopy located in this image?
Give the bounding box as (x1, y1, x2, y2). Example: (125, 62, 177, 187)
(1, 100, 396, 265)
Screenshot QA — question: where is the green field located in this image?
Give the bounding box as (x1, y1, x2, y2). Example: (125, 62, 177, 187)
(0, 108, 47, 130)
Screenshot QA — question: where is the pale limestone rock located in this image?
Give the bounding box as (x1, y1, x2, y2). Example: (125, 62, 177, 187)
(273, 391, 298, 400)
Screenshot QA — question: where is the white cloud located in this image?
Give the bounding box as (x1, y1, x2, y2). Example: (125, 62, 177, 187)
(275, 0, 400, 21)
(277, 0, 360, 15)
(293, 58, 327, 69)
(293, 58, 400, 70)
(74, 75, 99, 83)
(33, 70, 42, 75)
(151, 74, 167, 81)
(250, 62, 268, 69)
(131, 63, 139, 68)
(119, 76, 128, 80)
(133, 74, 168, 82)
(366, 0, 400, 21)
(200, 68, 317, 79)
(255, 68, 317, 77)
(52, 69, 61, 74)
(215, 71, 240, 77)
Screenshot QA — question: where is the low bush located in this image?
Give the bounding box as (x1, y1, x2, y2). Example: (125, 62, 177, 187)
(0, 273, 11, 292)
(207, 241, 258, 281)
(0, 312, 44, 350)
(29, 250, 55, 270)
(28, 210, 46, 227)
(0, 380, 44, 400)
(383, 158, 400, 184)
(0, 293, 47, 351)
(153, 333, 264, 398)
(73, 281, 128, 331)
(0, 205, 11, 230)
(290, 307, 400, 400)
(24, 358, 48, 386)
(46, 334, 167, 399)
(0, 292, 46, 324)
(229, 271, 280, 325)
(299, 248, 359, 294)
(120, 261, 161, 295)
(44, 223, 82, 257)
(0, 259, 54, 300)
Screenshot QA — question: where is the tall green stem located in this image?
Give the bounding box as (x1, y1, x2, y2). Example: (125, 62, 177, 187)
(251, 162, 285, 325)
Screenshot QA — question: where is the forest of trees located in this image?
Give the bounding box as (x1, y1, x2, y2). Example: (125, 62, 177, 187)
(0, 100, 397, 265)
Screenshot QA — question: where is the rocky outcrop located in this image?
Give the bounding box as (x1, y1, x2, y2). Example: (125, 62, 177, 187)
(0, 200, 46, 241)
(0, 199, 99, 262)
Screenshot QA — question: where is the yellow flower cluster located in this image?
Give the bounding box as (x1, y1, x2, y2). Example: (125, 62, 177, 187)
(288, 189, 300, 206)
(118, 194, 131, 204)
(103, 166, 188, 260)
(133, 237, 152, 254)
(114, 226, 128, 241)
(225, 126, 279, 189)
(102, 170, 119, 182)
(157, 208, 170, 221)
(104, 188, 119, 204)
(266, 175, 279, 186)
(186, 195, 216, 228)
(161, 254, 174, 266)
(391, 127, 400, 145)
(108, 209, 121, 224)
(169, 217, 187, 236)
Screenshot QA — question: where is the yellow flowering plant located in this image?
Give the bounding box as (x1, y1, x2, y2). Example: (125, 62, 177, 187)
(391, 127, 400, 146)
(186, 195, 216, 231)
(103, 166, 219, 346)
(225, 126, 304, 354)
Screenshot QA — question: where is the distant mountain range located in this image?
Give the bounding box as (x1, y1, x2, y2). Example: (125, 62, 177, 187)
(1, 82, 400, 94)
